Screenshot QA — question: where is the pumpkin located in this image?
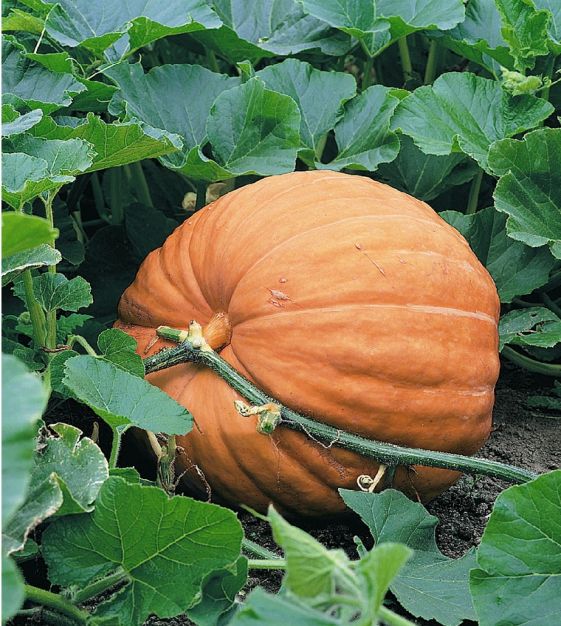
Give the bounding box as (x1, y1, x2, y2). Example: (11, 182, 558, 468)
(116, 170, 500, 517)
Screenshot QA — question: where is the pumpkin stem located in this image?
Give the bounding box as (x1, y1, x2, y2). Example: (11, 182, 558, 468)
(143, 324, 537, 486)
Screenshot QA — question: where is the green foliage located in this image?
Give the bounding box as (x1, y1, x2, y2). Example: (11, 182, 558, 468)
(341, 489, 476, 626)
(470, 470, 561, 626)
(2, 1, 561, 623)
(489, 128, 561, 259)
(42, 476, 243, 624)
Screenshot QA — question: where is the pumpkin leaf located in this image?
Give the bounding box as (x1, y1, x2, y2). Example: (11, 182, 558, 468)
(31, 423, 108, 516)
(377, 135, 478, 201)
(489, 128, 561, 260)
(442, 208, 557, 302)
(33, 0, 221, 56)
(230, 539, 411, 626)
(495, 0, 551, 71)
(268, 506, 350, 598)
(229, 587, 341, 626)
(191, 0, 351, 63)
(3, 473, 63, 557)
(391, 72, 554, 171)
(319, 85, 400, 171)
(2, 244, 62, 286)
(2, 104, 43, 137)
(2, 135, 95, 208)
(96, 328, 145, 377)
(3, 423, 108, 555)
(470, 470, 561, 626)
(256, 58, 357, 161)
(106, 62, 238, 181)
(42, 476, 243, 625)
(186, 556, 249, 626)
(207, 77, 301, 176)
(13, 273, 93, 313)
(1, 212, 58, 258)
(2, 553, 25, 625)
(341, 488, 476, 626)
(376, 0, 465, 39)
(48, 350, 79, 398)
(536, 0, 561, 51)
(300, 0, 390, 40)
(2, 354, 48, 526)
(436, 0, 513, 73)
(30, 113, 177, 171)
(62, 355, 192, 433)
(499, 307, 561, 350)
(2, 37, 85, 113)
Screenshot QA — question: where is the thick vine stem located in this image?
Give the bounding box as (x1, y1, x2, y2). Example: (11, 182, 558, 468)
(24, 585, 89, 625)
(144, 323, 536, 484)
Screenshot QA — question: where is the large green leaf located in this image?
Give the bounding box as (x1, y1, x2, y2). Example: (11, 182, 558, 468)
(96, 328, 144, 377)
(495, 0, 551, 71)
(106, 62, 237, 180)
(2, 135, 94, 208)
(319, 85, 400, 171)
(31, 113, 177, 171)
(207, 78, 301, 176)
(341, 489, 476, 626)
(2, 554, 25, 625)
(268, 506, 350, 598)
(1, 354, 48, 524)
(1, 354, 48, 622)
(536, 0, 561, 51)
(2, 104, 43, 137)
(2, 37, 85, 113)
(301, 0, 390, 40)
(489, 128, 561, 259)
(2, 244, 61, 286)
(436, 0, 513, 73)
(62, 355, 192, 433)
(192, 0, 351, 62)
(34, 0, 221, 55)
(42, 476, 243, 625)
(377, 135, 477, 200)
(376, 0, 465, 39)
(2, 212, 58, 257)
(13, 273, 93, 313)
(470, 470, 561, 626)
(499, 307, 561, 350)
(391, 72, 553, 171)
(442, 208, 557, 302)
(3, 423, 108, 556)
(186, 557, 248, 626)
(256, 58, 356, 161)
(31, 423, 108, 516)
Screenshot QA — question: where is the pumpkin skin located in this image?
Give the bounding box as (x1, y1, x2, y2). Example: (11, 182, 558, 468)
(116, 170, 500, 518)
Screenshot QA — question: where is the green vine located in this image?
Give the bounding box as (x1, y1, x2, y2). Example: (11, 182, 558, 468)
(144, 323, 536, 485)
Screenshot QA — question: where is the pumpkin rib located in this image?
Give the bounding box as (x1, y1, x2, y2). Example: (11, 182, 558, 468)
(232, 302, 497, 329)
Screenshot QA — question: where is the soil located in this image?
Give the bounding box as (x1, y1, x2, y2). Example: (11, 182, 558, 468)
(15, 363, 561, 626)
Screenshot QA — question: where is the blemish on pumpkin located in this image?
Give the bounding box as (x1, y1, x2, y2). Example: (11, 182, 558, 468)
(355, 243, 386, 276)
(269, 289, 290, 301)
(269, 299, 283, 307)
(279, 277, 287, 283)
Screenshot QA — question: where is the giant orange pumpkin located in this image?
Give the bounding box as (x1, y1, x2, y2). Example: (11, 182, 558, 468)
(116, 171, 500, 517)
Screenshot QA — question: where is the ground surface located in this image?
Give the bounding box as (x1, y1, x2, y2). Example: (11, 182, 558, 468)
(16, 364, 561, 626)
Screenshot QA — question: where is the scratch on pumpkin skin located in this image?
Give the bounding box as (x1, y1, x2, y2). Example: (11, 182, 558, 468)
(355, 242, 386, 276)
